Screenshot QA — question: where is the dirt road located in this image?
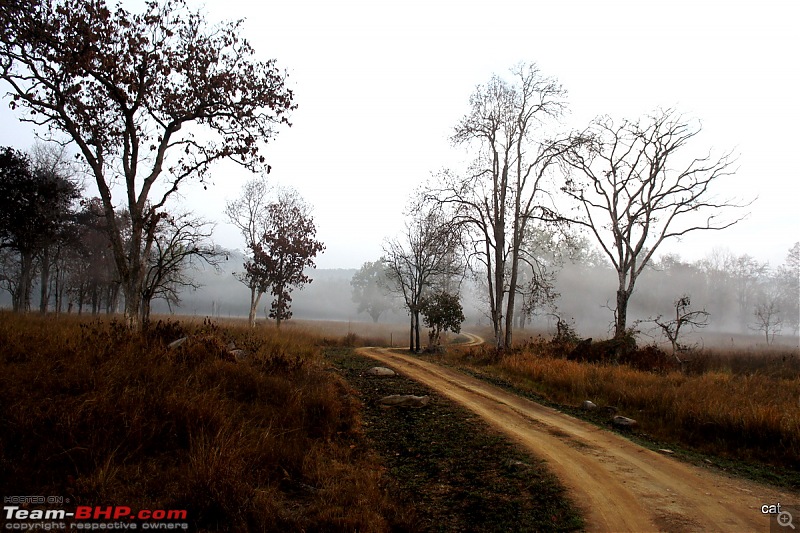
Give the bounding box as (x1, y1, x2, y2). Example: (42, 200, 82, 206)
(358, 345, 798, 532)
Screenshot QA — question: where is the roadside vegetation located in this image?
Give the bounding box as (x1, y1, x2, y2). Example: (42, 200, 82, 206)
(436, 330, 800, 488)
(0, 312, 406, 531)
(1, 313, 585, 531)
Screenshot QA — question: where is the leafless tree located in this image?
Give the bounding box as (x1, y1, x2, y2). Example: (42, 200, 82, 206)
(424, 62, 571, 350)
(225, 175, 272, 326)
(752, 300, 782, 345)
(651, 295, 709, 364)
(383, 205, 463, 353)
(140, 212, 224, 326)
(561, 108, 749, 340)
(0, 0, 294, 329)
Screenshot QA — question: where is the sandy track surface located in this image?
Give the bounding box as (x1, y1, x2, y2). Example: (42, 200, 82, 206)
(358, 345, 798, 532)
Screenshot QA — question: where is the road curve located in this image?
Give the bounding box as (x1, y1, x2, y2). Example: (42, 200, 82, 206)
(357, 346, 798, 532)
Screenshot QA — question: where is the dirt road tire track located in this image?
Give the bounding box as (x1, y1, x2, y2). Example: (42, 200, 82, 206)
(357, 345, 798, 532)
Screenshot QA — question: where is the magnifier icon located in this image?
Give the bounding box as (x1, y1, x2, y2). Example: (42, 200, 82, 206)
(778, 510, 796, 529)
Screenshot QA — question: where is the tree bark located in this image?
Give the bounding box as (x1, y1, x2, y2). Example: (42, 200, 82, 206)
(13, 250, 35, 312)
(123, 280, 140, 329)
(39, 247, 50, 313)
(615, 288, 630, 339)
(414, 309, 421, 353)
(140, 296, 152, 328)
(409, 312, 414, 352)
(248, 285, 263, 327)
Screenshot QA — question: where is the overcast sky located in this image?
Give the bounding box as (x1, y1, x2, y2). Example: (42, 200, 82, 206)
(1, 0, 797, 269)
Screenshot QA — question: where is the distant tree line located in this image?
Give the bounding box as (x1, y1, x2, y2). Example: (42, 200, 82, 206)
(0, 144, 226, 325)
(354, 236, 798, 350)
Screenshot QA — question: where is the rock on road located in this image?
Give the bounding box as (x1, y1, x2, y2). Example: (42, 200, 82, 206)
(358, 345, 798, 532)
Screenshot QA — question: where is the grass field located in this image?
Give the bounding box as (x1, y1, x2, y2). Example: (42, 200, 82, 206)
(0, 312, 581, 531)
(0, 312, 406, 531)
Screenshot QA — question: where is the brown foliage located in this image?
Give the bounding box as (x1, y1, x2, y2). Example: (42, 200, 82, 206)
(448, 335, 800, 472)
(0, 312, 397, 531)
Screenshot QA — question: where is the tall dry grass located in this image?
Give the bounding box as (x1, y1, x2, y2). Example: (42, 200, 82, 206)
(0, 312, 406, 531)
(452, 339, 800, 471)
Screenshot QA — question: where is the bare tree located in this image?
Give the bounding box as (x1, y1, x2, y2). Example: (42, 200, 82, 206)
(224, 175, 272, 326)
(140, 212, 224, 325)
(561, 109, 749, 340)
(384, 205, 463, 353)
(425, 62, 571, 350)
(0, 0, 294, 329)
(651, 295, 709, 364)
(752, 300, 782, 345)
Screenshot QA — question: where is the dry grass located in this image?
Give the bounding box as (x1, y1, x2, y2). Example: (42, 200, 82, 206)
(175, 315, 411, 349)
(0, 311, 406, 531)
(448, 336, 800, 472)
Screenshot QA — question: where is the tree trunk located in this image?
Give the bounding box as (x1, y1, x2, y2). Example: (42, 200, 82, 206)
(77, 283, 85, 315)
(248, 285, 263, 327)
(275, 292, 283, 329)
(106, 284, 119, 314)
(91, 285, 99, 315)
(414, 309, 421, 353)
(505, 262, 519, 349)
(615, 288, 630, 339)
(14, 250, 36, 312)
(409, 312, 414, 352)
(493, 220, 506, 350)
(140, 295, 152, 328)
(39, 247, 50, 313)
(121, 266, 144, 329)
(494, 261, 505, 350)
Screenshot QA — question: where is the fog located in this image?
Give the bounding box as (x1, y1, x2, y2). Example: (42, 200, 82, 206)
(5, 245, 796, 349)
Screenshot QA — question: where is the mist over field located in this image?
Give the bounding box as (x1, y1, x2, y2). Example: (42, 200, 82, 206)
(4, 246, 795, 349)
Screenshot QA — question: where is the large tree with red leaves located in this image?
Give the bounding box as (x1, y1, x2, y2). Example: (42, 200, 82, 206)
(0, 0, 295, 329)
(245, 189, 324, 327)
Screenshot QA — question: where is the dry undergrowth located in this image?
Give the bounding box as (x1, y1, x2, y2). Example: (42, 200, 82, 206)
(448, 337, 800, 472)
(0, 312, 406, 532)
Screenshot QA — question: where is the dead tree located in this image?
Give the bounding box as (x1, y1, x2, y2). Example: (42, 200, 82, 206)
(425, 62, 572, 350)
(561, 108, 749, 340)
(652, 295, 710, 365)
